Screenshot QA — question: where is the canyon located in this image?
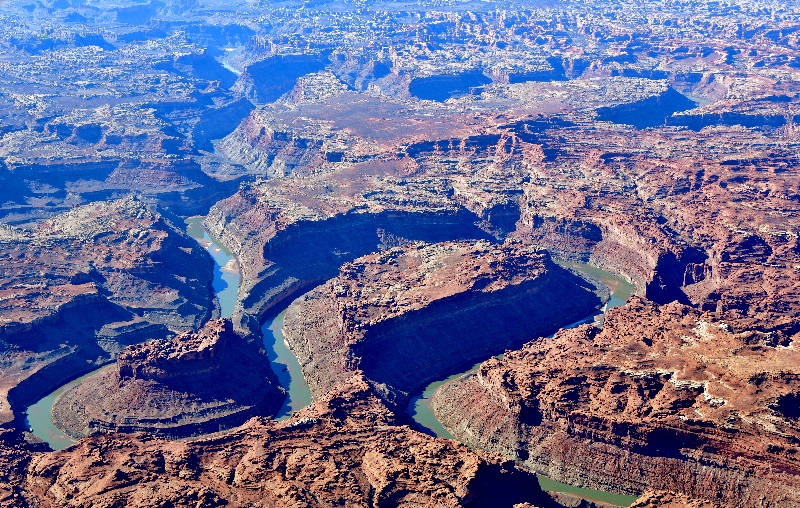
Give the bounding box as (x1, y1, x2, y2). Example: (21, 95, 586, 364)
(0, 198, 216, 432)
(432, 297, 800, 507)
(51, 319, 284, 439)
(9, 377, 572, 508)
(0, 0, 799, 506)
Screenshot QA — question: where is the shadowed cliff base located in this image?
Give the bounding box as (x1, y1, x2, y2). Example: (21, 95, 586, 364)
(595, 87, 697, 129)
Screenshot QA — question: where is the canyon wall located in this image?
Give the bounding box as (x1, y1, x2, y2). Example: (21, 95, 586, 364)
(282, 241, 604, 405)
(0, 198, 217, 428)
(432, 297, 800, 507)
(51, 319, 285, 439)
(14, 376, 564, 508)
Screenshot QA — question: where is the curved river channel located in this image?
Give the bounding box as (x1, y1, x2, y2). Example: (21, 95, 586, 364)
(26, 220, 637, 505)
(24, 217, 311, 449)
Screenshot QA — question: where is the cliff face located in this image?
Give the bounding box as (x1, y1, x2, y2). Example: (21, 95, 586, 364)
(51, 319, 284, 439)
(18, 376, 561, 508)
(205, 177, 510, 337)
(432, 296, 800, 507)
(205, 95, 545, 335)
(231, 54, 328, 103)
(0, 198, 216, 428)
(282, 241, 603, 404)
(116, 319, 229, 381)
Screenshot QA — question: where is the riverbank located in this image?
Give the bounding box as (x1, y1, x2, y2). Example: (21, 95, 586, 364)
(185, 216, 239, 318)
(25, 367, 106, 451)
(262, 310, 312, 420)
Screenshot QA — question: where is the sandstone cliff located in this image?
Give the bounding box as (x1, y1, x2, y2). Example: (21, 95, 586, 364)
(15, 376, 565, 508)
(283, 241, 604, 405)
(0, 198, 216, 429)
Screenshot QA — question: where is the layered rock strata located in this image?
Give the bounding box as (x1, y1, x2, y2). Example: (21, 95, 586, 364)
(283, 241, 604, 404)
(51, 319, 284, 439)
(18, 376, 566, 508)
(432, 296, 800, 507)
(0, 197, 216, 428)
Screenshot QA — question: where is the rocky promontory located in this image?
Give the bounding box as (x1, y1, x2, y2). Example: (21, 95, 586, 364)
(51, 319, 284, 439)
(283, 240, 604, 404)
(432, 296, 800, 507)
(0, 197, 217, 429)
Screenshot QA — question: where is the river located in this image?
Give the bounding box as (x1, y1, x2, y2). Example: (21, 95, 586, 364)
(187, 217, 311, 418)
(25, 217, 312, 449)
(24, 368, 104, 451)
(185, 216, 240, 317)
(221, 46, 243, 76)
(25, 225, 638, 506)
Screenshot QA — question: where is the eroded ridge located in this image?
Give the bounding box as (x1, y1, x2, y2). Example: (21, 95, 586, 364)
(51, 319, 284, 439)
(432, 297, 800, 507)
(16, 377, 567, 508)
(282, 240, 604, 404)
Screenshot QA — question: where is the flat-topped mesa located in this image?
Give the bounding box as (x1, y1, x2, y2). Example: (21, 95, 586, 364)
(283, 240, 605, 404)
(51, 319, 285, 439)
(116, 319, 230, 382)
(432, 296, 800, 507)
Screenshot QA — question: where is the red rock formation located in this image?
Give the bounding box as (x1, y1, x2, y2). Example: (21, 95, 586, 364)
(630, 490, 721, 508)
(0, 198, 216, 429)
(51, 319, 284, 439)
(282, 240, 604, 404)
(19, 376, 559, 508)
(432, 297, 800, 507)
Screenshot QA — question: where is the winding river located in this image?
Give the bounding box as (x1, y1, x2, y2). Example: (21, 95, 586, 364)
(407, 260, 637, 507)
(25, 217, 311, 449)
(25, 220, 637, 505)
(186, 217, 311, 419)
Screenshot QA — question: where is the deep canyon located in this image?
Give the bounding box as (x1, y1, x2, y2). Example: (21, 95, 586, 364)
(1, 0, 799, 507)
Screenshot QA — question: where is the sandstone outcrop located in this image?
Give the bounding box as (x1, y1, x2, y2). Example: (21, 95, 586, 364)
(0, 198, 216, 428)
(283, 241, 604, 404)
(51, 319, 284, 439)
(630, 491, 721, 508)
(432, 296, 800, 507)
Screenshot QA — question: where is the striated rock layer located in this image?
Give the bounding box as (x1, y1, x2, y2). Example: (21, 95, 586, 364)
(432, 297, 800, 507)
(51, 319, 285, 439)
(0, 197, 216, 429)
(282, 241, 604, 404)
(17, 376, 565, 508)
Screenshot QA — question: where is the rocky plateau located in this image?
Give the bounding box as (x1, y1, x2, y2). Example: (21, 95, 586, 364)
(4, 376, 600, 508)
(283, 240, 604, 405)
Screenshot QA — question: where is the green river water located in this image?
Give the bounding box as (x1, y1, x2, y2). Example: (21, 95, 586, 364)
(25, 217, 312, 448)
(407, 261, 638, 507)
